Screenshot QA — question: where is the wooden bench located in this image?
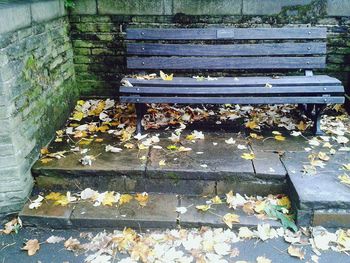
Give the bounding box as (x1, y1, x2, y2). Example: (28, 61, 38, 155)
(120, 28, 345, 135)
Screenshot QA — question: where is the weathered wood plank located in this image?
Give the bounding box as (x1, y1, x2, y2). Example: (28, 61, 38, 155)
(127, 43, 326, 56)
(120, 85, 344, 94)
(127, 56, 326, 69)
(127, 28, 327, 40)
(125, 75, 342, 87)
(120, 96, 344, 104)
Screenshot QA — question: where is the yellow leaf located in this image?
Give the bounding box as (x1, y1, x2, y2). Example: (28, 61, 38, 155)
(297, 121, 307, 131)
(241, 152, 255, 160)
(54, 195, 69, 206)
(246, 120, 258, 130)
(318, 152, 330, 161)
(254, 200, 266, 213)
(223, 213, 240, 229)
(274, 135, 286, 141)
(139, 155, 147, 161)
(72, 111, 84, 121)
(186, 134, 196, 140)
(88, 101, 105, 116)
(40, 158, 53, 164)
(74, 131, 87, 138)
(159, 160, 166, 166)
(277, 196, 291, 209)
(77, 100, 85, 106)
(257, 256, 272, 263)
(160, 70, 173, 81)
(102, 192, 116, 206)
(250, 133, 264, 140)
(338, 174, 350, 186)
(196, 204, 211, 212)
(40, 147, 49, 155)
(22, 239, 40, 256)
(97, 125, 109, 133)
(138, 143, 148, 150)
(95, 138, 104, 143)
(135, 192, 149, 207)
(45, 192, 63, 201)
(78, 138, 93, 145)
(124, 143, 135, 149)
(211, 196, 222, 204)
(119, 194, 133, 205)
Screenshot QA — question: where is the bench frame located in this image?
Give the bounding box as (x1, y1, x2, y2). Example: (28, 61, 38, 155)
(120, 28, 345, 135)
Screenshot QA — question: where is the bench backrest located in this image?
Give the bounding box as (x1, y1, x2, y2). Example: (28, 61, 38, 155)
(126, 28, 327, 71)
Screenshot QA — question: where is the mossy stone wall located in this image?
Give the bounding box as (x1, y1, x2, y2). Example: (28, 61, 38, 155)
(0, 1, 77, 213)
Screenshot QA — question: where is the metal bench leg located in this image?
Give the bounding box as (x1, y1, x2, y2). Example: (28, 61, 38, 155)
(135, 104, 146, 134)
(311, 104, 326, 136)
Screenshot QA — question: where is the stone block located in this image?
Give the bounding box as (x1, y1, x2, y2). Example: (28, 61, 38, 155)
(71, 0, 97, 15)
(173, 0, 242, 15)
(243, 0, 313, 15)
(0, 4, 31, 34)
(71, 194, 178, 229)
(31, 0, 61, 23)
(98, 0, 172, 15)
(19, 200, 73, 228)
(179, 195, 281, 228)
(313, 209, 350, 228)
(327, 0, 350, 17)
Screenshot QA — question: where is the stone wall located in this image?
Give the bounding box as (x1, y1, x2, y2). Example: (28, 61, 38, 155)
(0, 0, 78, 213)
(69, 0, 350, 103)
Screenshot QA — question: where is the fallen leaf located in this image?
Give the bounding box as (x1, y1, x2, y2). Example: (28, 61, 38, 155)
(225, 138, 236, 145)
(343, 164, 350, 171)
(246, 120, 258, 130)
(160, 70, 173, 81)
(102, 191, 117, 206)
(105, 145, 122, 153)
(256, 256, 272, 263)
(45, 192, 63, 201)
(64, 237, 81, 251)
(223, 213, 240, 228)
(124, 143, 135, 149)
(119, 194, 133, 205)
(135, 192, 149, 207)
(338, 174, 350, 186)
(241, 152, 255, 160)
(297, 121, 307, 131)
(274, 135, 286, 141)
(22, 239, 40, 256)
(159, 160, 166, 166)
(238, 227, 254, 239)
(287, 245, 305, 260)
(46, 236, 65, 244)
(196, 204, 211, 212)
(29, 195, 44, 209)
(210, 196, 222, 204)
(40, 147, 49, 155)
(176, 207, 188, 214)
(40, 158, 53, 164)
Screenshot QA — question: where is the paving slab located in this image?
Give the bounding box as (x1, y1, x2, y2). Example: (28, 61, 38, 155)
(19, 200, 73, 228)
(146, 132, 255, 180)
(283, 152, 350, 210)
(179, 195, 281, 229)
(216, 180, 286, 196)
(70, 194, 178, 229)
(249, 134, 308, 153)
(33, 134, 148, 178)
(251, 151, 287, 180)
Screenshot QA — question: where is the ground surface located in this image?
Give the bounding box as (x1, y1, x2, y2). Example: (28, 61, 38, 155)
(1, 227, 350, 263)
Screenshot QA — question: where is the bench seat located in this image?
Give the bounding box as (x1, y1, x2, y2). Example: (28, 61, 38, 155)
(120, 75, 344, 104)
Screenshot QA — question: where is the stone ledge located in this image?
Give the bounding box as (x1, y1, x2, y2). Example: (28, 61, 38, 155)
(70, 0, 97, 15)
(327, 0, 350, 17)
(173, 0, 241, 16)
(242, 0, 313, 15)
(0, 4, 31, 34)
(98, 0, 172, 15)
(31, 0, 61, 23)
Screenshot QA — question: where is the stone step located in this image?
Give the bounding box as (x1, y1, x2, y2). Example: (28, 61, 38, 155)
(32, 132, 287, 196)
(19, 193, 281, 230)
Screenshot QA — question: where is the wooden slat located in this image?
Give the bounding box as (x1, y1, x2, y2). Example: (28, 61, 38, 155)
(127, 56, 326, 70)
(127, 28, 327, 40)
(125, 75, 342, 87)
(127, 43, 326, 56)
(120, 96, 344, 104)
(120, 85, 344, 95)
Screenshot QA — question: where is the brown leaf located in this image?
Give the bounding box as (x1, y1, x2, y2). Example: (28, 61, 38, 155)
(64, 237, 81, 251)
(288, 245, 305, 260)
(22, 239, 40, 256)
